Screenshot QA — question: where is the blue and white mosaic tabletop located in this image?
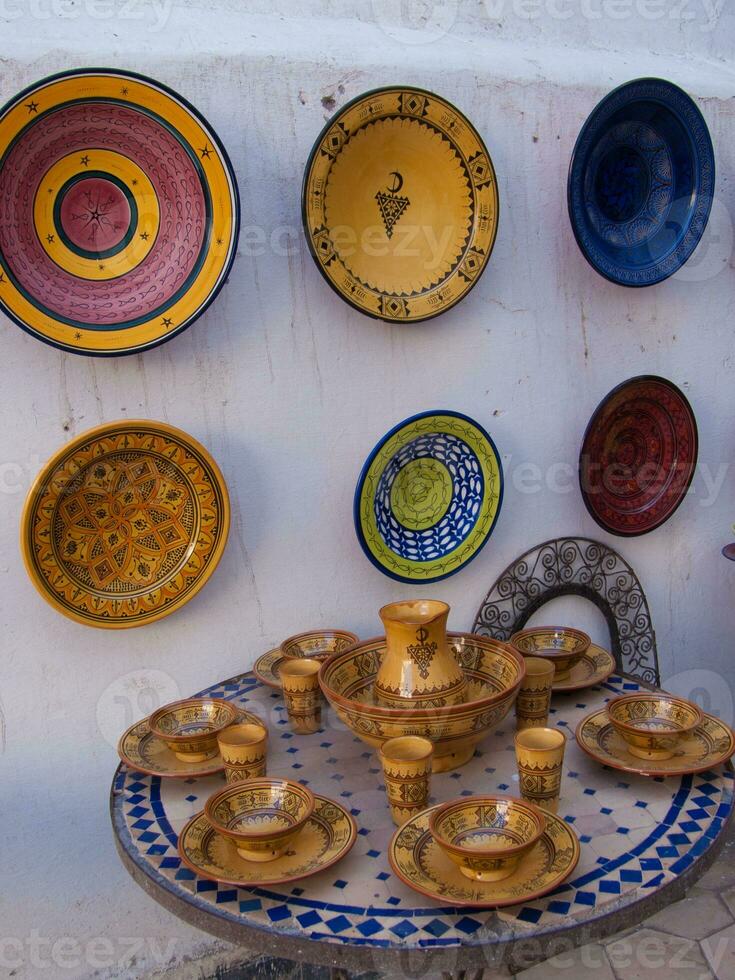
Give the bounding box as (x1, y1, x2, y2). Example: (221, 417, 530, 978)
(111, 671, 734, 953)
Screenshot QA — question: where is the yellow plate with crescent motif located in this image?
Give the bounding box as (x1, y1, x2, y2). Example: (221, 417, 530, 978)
(0, 68, 239, 355)
(178, 795, 357, 886)
(389, 803, 580, 908)
(576, 708, 735, 777)
(302, 86, 498, 321)
(21, 420, 230, 628)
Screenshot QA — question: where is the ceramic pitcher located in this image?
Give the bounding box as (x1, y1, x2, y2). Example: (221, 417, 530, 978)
(375, 600, 467, 709)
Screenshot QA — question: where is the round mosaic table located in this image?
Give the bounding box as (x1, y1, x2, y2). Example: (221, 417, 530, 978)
(111, 670, 734, 976)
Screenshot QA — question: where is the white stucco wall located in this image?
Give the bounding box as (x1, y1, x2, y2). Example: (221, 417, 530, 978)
(1, 2, 734, 977)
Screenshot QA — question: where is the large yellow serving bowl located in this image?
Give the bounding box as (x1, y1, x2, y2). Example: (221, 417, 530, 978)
(319, 632, 525, 772)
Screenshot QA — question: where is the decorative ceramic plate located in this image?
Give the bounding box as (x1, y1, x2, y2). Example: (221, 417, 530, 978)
(0, 68, 239, 355)
(354, 411, 503, 583)
(253, 647, 286, 689)
(579, 376, 698, 536)
(552, 644, 616, 693)
(576, 708, 735, 777)
(178, 795, 357, 886)
(302, 86, 498, 322)
(21, 420, 230, 628)
(389, 803, 580, 908)
(568, 77, 714, 286)
(117, 709, 261, 778)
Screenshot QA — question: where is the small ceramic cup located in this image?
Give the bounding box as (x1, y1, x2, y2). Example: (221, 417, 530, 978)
(514, 727, 566, 814)
(217, 721, 268, 783)
(379, 735, 433, 826)
(279, 658, 323, 734)
(515, 657, 556, 730)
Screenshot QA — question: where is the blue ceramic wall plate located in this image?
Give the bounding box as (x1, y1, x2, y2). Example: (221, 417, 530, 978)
(568, 77, 714, 286)
(354, 410, 503, 583)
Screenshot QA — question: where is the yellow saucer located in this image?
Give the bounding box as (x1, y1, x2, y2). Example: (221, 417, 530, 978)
(303, 87, 498, 322)
(575, 708, 735, 777)
(117, 709, 261, 778)
(389, 803, 580, 908)
(178, 795, 357, 886)
(253, 647, 285, 689)
(552, 644, 616, 693)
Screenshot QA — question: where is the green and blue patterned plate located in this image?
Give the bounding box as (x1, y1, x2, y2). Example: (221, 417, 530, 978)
(354, 411, 503, 583)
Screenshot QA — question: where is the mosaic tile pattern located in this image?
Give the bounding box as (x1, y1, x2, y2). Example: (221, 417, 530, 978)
(111, 672, 733, 949)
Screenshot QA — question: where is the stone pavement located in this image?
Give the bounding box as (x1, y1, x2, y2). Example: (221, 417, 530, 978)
(149, 824, 735, 980)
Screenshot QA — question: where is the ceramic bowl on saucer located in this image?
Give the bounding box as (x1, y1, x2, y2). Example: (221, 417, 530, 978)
(280, 629, 358, 661)
(510, 626, 590, 680)
(148, 698, 240, 762)
(204, 778, 315, 863)
(429, 795, 545, 882)
(607, 693, 702, 760)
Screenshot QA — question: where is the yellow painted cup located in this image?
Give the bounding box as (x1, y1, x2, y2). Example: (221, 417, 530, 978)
(379, 735, 433, 826)
(279, 658, 323, 734)
(515, 657, 555, 730)
(514, 726, 566, 814)
(217, 721, 268, 783)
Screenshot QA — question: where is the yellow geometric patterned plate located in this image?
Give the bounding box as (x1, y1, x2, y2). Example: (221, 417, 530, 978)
(576, 708, 735, 777)
(0, 68, 239, 355)
(552, 644, 616, 693)
(253, 647, 286, 689)
(117, 708, 261, 778)
(178, 795, 357, 886)
(389, 803, 580, 908)
(354, 411, 503, 583)
(21, 420, 230, 628)
(302, 86, 498, 322)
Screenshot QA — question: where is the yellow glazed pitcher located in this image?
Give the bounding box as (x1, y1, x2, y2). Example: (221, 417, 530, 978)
(375, 600, 467, 709)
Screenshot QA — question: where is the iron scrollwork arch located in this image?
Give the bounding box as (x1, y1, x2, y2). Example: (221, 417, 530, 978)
(472, 537, 659, 684)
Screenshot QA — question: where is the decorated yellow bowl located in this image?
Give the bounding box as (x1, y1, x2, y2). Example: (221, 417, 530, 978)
(319, 632, 525, 772)
(510, 626, 591, 679)
(607, 693, 703, 760)
(148, 698, 240, 762)
(280, 629, 359, 662)
(204, 778, 315, 862)
(429, 794, 546, 881)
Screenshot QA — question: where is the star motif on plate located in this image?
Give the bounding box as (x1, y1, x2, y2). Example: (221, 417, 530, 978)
(121, 87, 129, 96)
(140, 232, 149, 241)
(162, 317, 173, 328)
(46, 234, 55, 244)
(26, 101, 39, 114)
(74, 331, 82, 340)
(199, 144, 212, 159)
(80, 155, 90, 167)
